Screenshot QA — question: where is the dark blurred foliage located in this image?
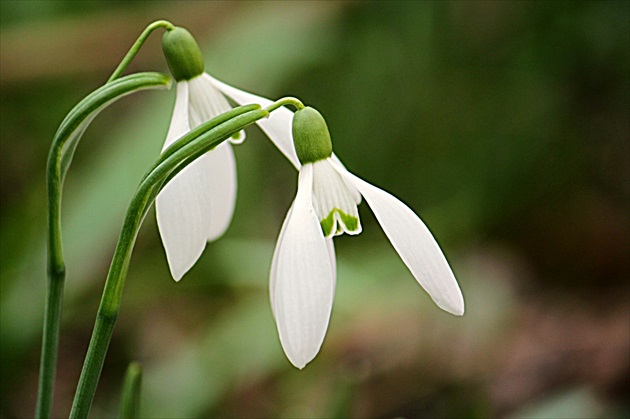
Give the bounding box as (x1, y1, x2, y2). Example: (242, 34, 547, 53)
(1, 1, 628, 418)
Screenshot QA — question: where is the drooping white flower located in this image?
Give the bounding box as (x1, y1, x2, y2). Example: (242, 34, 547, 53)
(271, 107, 464, 369)
(157, 27, 299, 281)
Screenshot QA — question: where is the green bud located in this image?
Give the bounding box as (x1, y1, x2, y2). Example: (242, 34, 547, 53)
(162, 27, 205, 81)
(292, 107, 333, 164)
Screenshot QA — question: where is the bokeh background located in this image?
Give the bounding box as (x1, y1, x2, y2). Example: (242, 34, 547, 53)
(1, 1, 628, 418)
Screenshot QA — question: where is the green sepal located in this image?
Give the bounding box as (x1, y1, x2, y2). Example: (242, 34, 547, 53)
(320, 208, 360, 237)
(162, 27, 205, 81)
(292, 106, 333, 164)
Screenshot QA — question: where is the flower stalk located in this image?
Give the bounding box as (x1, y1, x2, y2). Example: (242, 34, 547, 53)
(108, 20, 175, 83)
(39, 27, 176, 416)
(69, 99, 298, 417)
(37, 73, 171, 419)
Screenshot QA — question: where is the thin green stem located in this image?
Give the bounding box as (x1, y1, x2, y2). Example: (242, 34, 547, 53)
(264, 96, 305, 113)
(36, 73, 170, 419)
(69, 106, 270, 418)
(108, 20, 174, 83)
(35, 268, 64, 419)
(37, 115, 68, 419)
(144, 104, 261, 182)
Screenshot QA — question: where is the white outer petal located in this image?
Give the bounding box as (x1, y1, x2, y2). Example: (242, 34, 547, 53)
(326, 237, 336, 290)
(156, 153, 215, 282)
(330, 160, 465, 315)
(270, 203, 293, 318)
(204, 74, 300, 168)
(156, 81, 215, 281)
(204, 142, 237, 241)
(156, 81, 240, 281)
(157, 81, 210, 281)
(162, 81, 190, 150)
(271, 164, 335, 368)
(270, 213, 336, 319)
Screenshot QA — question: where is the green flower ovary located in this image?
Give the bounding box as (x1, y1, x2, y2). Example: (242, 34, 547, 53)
(292, 107, 333, 165)
(320, 208, 360, 237)
(162, 27, 205, 81)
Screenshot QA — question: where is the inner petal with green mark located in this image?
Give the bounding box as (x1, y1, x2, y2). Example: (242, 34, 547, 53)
(311, 159, 362, 238)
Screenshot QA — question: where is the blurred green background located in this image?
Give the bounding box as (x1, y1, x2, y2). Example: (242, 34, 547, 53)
(1, 1, 628, 418)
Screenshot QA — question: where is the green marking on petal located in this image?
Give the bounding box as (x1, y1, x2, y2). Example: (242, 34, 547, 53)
(320, 212, 336, 237)
(338, 211, 359, 232)
(319, 208, 360, 237)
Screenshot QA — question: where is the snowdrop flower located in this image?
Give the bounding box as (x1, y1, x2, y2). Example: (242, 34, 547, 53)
(158, 27, 299, 280)
(271, 107, 465, 369)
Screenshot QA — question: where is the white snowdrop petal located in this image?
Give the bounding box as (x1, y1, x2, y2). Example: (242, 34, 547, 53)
(330, 154, 361, 204)
(326, 237, 337, 290)
(312, 160, 361, 237)
(204, 74, 300, 168)
(156, 155, 215, 281)
(156, 80, 209, 281)
(272, 164, 335, 368)
(162, 81, 190, 151)
(204, 142, 237, 241)
(331, 161, 465, 315)
(270, 203, 294, 318)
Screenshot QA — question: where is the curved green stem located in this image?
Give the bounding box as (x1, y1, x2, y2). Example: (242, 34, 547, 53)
(108, 20, 174, 83)
(144, 104, 261, 180)
(264, 96, 305, 113)
(69, 106, 270, 418)
(37, 73, 171, 419)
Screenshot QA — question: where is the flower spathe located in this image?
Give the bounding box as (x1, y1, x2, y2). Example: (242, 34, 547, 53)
(271, 157, 465, 369)
(156, 72, 300, 281)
